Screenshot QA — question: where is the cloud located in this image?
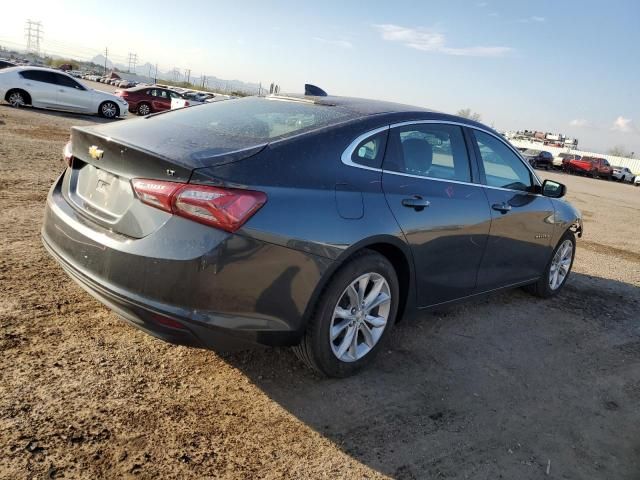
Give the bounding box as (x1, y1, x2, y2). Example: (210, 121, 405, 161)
(612, 116, 634, 133)
(569, 119, 589, 127)
(313, 37, 353, 49)
(373, 24, 513, 57)
(518, 16, 546, 23)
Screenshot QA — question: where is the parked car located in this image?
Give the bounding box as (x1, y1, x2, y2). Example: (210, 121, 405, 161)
(0, 59, 17, 69)
(116, 86, 184, 115)
(634, 175, 640, 186)
(42, 92, 582, 377)
(554, 152, 581, 169)
(522, 149, 553, 169)
(0, 66, 128, 118)
(170, 92, 214, 109)
(566, 156, 613, 179)
(611, 166, 635, 182)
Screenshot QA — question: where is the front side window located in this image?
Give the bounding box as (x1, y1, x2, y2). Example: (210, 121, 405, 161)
(55, 73, 84, 90)
(473, 130, 533, 192)
(384, 123, 471, 182)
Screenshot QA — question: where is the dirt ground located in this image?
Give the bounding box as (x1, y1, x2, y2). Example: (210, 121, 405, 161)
(1, 101, 639, 480)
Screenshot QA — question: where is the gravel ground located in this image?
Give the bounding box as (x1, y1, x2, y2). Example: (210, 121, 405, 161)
(1, 103, 639, 480)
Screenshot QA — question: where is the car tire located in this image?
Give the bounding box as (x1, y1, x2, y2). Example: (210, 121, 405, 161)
(6, 89, 30, 108)
(137, 102, 151, 116)
(293, 250, 399, 377)
(99, 101, 119, 119)
(523, 231, 576, 299)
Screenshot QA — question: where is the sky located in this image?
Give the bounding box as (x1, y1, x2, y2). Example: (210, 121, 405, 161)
(1, 0, 639, 153)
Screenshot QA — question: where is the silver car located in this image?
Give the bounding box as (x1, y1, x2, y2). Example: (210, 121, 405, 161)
(0, 67, 128, 119)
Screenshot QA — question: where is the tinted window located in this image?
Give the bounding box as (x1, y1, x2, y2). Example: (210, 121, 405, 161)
(474, 130, 533, 191)
(149, 97, 353, 141)
(168, 90, 183, 99)
(55, 73, 83, 89)
(351, 130, 387, 168)
(20, 70, 57, 84)
(384, 123, 471, 182)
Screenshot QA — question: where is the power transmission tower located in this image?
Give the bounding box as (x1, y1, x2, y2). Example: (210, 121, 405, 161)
(103, 47, 108, 74)
(127, 52, 137, 73)
(25, 20, 43, 54)
(184, 69, 190, 84)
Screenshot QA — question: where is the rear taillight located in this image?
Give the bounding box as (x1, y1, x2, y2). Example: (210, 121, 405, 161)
(63, 139, 73, 167)
(131, 179, 266, 232)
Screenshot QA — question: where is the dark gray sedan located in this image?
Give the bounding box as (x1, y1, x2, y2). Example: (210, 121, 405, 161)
(42, 91, 582, 377)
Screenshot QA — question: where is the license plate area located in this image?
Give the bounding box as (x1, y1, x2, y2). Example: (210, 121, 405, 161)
(68, 161, 134, 223)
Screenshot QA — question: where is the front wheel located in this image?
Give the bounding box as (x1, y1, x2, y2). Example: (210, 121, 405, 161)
(293, 250, 399, 377)
(99, 101, 119, 119)
(523, 231, 575, 298)
(137, 102, 151, 116)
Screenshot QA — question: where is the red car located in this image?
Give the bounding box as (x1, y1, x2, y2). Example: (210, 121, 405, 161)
(566, 156, 613, 179)
(116, 86, 184, 115)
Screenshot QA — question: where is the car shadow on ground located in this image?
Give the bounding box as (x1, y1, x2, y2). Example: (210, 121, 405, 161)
(0, 104, 126, 124)
(221, 272, 640, 479)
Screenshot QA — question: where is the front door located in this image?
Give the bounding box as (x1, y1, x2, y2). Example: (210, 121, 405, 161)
(470, 129, 555, 290)
(54, 73, 92, 112)
(382, 122, 492, 307)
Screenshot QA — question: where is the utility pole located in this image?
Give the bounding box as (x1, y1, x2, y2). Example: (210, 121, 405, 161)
(184, 69, 191, 85)
(127, 52, 137, 73)
(103, 47, 108, 74)
(25, 20, 43, 54)
(154, 63, 158, 84)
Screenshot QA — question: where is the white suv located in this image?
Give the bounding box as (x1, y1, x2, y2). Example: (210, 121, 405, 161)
(0, 66, 128, 118)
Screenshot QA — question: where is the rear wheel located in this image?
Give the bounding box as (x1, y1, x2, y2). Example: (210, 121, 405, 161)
(523, 231, 575, 298)
(6, 89, 29, 108)
(293, 250, 399, 377)
(137, 102, 151, 116)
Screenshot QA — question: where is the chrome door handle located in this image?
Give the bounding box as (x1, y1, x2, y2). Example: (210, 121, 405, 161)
(492, 202, 512, 213)
(402, 195, 430, 211)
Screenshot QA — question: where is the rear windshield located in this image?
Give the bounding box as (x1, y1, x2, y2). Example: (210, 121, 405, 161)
(152, 97, 354, 141)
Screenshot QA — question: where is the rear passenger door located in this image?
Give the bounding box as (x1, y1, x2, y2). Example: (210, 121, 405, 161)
(19, 70, 59, 107)
(381, 122, 492, 307)
(470, 129, 555, 290)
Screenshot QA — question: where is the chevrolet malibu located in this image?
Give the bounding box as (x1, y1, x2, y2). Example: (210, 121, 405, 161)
(0, 66, 128, 119)
(42, 91, 582, 377)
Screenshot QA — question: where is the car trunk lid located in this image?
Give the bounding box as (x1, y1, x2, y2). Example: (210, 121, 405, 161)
(64, 123, 266, 238)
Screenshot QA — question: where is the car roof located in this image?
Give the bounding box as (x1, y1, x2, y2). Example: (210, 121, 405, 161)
(268, 93, 492, 130)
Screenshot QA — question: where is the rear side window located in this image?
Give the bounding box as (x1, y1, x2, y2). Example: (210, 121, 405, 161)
(20, 70, 57, 84)
(473, 130, 533, 191)
(384, 123, 471, 182)
(351, 130, 388, 168)
(151, 97, 354, 141)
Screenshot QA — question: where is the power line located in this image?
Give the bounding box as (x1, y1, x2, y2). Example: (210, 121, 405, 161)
(25, 20, 42, 54)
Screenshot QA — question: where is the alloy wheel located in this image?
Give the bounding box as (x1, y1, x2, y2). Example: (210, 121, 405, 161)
(102, 102, 117, 118)
(8, 92, 24, 108)
(549, 239, 573, 290)
(330, 272, 391, 362)
(138, 104, 150, 115)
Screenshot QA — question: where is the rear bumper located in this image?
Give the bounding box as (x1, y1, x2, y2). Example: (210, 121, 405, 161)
(42, 173, 332, 350)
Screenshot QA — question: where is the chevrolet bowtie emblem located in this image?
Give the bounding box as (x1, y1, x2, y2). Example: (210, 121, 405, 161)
(89, 145, 104, 160)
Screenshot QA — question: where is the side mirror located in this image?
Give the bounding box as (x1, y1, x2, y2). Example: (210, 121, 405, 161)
(542, 179, 566, 198)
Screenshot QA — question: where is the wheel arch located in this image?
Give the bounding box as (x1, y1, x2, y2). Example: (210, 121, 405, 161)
(5, 88, 32, 105)
(300, 235, 416, 337)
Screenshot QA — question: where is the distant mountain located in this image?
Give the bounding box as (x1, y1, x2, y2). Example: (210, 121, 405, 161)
(90, 54, 113, 69)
